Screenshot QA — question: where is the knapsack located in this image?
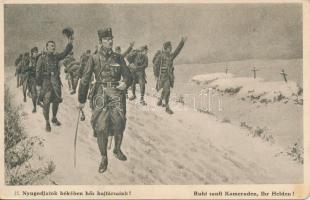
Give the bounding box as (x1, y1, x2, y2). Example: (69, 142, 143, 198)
(152, 50, 162, 77)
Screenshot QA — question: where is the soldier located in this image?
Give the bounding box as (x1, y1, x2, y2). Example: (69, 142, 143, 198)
(36, 33, 73, 132)
(63, 51, 75, 91)
(20, 52, 30, 102)
(15, 54, 23, 88)
(127, 45, 148, 105)
(153, 37, 187, 114)
(65, 58, 81, 95)
(27, 47, 40, 113)
(78, 27, 132, 173)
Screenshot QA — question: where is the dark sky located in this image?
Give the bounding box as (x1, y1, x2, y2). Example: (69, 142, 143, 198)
(4, 3, 302, 65)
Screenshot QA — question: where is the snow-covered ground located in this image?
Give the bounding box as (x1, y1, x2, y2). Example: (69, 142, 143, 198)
(192, 74, 302, 104)
(191, 73, 234, 85)
(5, 66, 302, 185)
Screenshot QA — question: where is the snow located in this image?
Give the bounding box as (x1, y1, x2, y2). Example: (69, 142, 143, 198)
(191, 73, 234, 84)
(4, 67, 302, 184)
(193, 73, 302, 104)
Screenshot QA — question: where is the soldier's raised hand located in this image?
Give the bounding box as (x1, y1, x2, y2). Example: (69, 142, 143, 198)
(182, 36, 187, 43)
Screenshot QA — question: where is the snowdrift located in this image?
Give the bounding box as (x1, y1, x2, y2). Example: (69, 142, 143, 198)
(192, 74, 303, 104)
(191, 73, 233, 85)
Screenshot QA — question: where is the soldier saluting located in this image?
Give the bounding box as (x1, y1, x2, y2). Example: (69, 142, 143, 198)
(153, 37, 187, 114)
(78, 28, 132, 173)
(36, 28, 74, 132)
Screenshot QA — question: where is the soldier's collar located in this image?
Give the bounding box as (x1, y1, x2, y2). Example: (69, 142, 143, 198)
(99, 47, 113, 56)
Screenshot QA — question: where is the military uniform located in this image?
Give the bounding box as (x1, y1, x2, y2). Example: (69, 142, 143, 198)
(15, 54, 23, 88)
(127, 46, 148, 104)
(66, 60, 81, 94)
(27, 47, 40, 112)
(63, 53, 75, 90)
(78, 28, 132, 173)
(153, 39, 185, 114)
(20, 53, 30, 102)
(36, 43, 73, 131)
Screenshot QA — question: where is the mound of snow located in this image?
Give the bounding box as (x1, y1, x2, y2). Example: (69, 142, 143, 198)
(208, 77, 302, 104)
(209, 77, 264, 95)
(240, 81, 303, 103)
(192, 73, 233, 84)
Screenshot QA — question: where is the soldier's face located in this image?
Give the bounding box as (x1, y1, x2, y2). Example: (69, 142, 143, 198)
(164, 46, 172, 53)
(115, 49, 121, 54)
(32, 52, 38, 57)
(101, 37, 113, 49)
(47, 42, 56, 53)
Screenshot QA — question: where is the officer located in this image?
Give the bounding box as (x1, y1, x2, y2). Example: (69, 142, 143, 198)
(78, 27, 132, 173)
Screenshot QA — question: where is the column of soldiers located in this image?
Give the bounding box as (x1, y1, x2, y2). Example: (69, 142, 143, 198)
(14, 27, 187, 173)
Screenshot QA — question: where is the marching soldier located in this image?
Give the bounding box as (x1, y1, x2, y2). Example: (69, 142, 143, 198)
(78, 27, 132, 173)
(36, 29, 74, 132)
(63, 51, 75, 91)
(20, 52, 30, 102)
(153, 37, 187, 114)
(27, 47, 40, 113)
(127, 45, 148, 105)
(65, 58, 81, 95)
(15, 54, 23, 88)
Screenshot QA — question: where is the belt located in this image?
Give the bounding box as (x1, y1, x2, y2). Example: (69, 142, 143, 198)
(96, 81, 119, 88)
(43, 71, 57, 76)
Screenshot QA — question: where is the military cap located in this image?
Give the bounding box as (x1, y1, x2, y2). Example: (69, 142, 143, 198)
(31, 47, 38, 53)
(115, 46, 121, 51)
(62, 27, 74, 38)
(98, 27, 113, 40)
(24, 52, 30, 57)
(86, 50, 91, 54)
(163, 41, 172, 49)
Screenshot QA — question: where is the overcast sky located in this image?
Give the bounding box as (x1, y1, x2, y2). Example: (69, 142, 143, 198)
(4, 3, 302, 65)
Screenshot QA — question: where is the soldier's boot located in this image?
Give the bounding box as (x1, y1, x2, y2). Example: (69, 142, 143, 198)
(51, 118, 61, 126)
(99, 156, 108, 173)
(129, 95, 136, 101)
(113, 134, 127, 161)
(165, 106, 174, 115)
(140, 84, 147, 105)
(46, 122, 51, 132)
(157, 98, 162, 106)
(129, 84, 136, 100)
(165, 93, 173, 114)
(97, 131, 108, 173)
(51, 103, 61, 126)
(32, 97, 37, 113)
(140, 96, 147, 106)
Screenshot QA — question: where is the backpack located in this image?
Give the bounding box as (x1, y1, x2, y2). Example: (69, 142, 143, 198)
(152, 50, 162, 77)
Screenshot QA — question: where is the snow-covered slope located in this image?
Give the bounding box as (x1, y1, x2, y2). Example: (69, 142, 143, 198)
(5, 67, 302, 184)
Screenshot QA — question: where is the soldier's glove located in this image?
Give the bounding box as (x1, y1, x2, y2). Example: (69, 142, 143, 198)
(116, 82, 127, 91)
